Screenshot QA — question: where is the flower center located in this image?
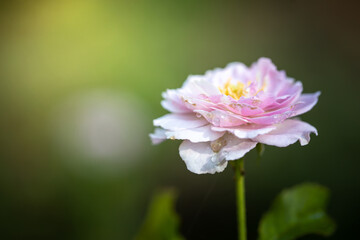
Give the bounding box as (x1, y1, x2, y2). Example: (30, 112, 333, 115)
(219, 79, 246, 100)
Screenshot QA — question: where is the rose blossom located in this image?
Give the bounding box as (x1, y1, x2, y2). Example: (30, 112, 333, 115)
(150, 58, 320, 174)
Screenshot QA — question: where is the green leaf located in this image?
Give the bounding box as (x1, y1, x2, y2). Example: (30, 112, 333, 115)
(258, 183, 336, 240)
(135, 189, 184, 240)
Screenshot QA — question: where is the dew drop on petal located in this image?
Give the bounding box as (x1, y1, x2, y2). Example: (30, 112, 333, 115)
(210, 155, 219, 163)
(213, 117, 220, 126)
(210, 137, 227, 153)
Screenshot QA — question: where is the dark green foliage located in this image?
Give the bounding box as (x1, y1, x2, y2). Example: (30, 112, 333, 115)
(135, 189, 184, 240)
(258, 183, 336, 240)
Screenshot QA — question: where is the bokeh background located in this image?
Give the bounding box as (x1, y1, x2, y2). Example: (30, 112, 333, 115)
(0, 0, 359, 239)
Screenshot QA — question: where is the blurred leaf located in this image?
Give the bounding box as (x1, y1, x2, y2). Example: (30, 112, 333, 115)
(135, 189, 184, 240)
(258, 183, 336, 240)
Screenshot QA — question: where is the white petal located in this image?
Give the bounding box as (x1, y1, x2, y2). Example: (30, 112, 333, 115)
(212, 124, 276, 139)
(221, 135, 258, 160)
(161, 89, 190, 113)
(149, 128, 167, 145)
(161, 100, 190, 113)
(179, 140, 228, 174)
(206, 62, 249, 87)
(179, 134, 257, 174)
(153, 113, 208, 131)
(252, 119, 318, 147)
(181, 75, 220, 96)
(165, 125, 225, 143)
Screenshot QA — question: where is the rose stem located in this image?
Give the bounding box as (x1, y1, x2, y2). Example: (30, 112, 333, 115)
(234, 158, 247, 240)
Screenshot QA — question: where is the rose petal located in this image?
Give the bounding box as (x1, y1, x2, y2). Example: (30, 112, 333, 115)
(245, 106, 296, 125)
(212, 124, 276, 139)
(252, 119, 318, 147)
(179, 134, 257, 174)
(181, 75, 220, 96)
(221, 134, 258, 160)
(195, 109, 249, 127)
(179, 141, 228, 174)
(251, 58, 282, 95)
(293, 92, 321, 116)
(180, 95, 219, 111)
(165, 124, 225, 143)
(149, 128, 167, 145)
(153, 113, 208, 130)
(277, 81, 303, 99)
(161, 89, 191, 113)
(206, 62, 250, 87)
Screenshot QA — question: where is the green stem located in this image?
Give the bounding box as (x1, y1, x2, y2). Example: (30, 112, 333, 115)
(235, 158, 247, 240)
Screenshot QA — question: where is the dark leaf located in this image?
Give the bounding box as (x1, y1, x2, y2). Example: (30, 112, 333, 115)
(258, 183, 336, 240)
(135, 189, 184, 240)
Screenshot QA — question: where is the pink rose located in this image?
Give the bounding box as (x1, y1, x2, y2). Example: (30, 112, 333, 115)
(150, 58, 319, 174)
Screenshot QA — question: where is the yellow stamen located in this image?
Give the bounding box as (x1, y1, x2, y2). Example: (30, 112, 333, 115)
(219, 78, 246, 100)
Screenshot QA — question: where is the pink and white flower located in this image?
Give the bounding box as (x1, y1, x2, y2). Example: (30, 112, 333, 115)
(150, 58, 319, 174)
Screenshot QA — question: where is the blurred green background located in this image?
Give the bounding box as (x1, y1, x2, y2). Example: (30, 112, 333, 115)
(0, 0, 359, 239)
